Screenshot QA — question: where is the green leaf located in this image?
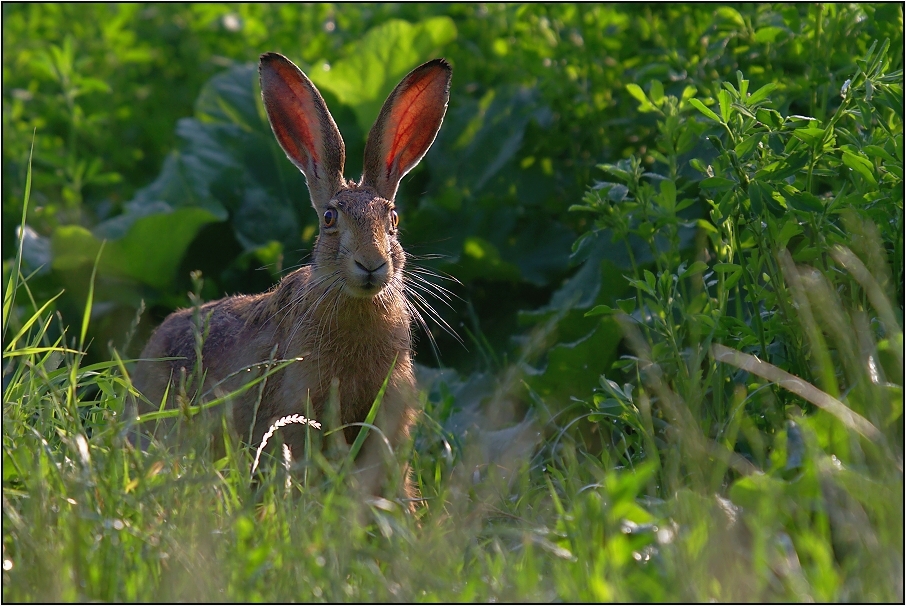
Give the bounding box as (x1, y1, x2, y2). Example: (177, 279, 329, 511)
(724, 268, 744, 290)
(643, 269, 656, 292)
(753, 26, 785, 44)
(715, 6, 745, 28)
(688, 98, 722, 123)
(657, 179, 676, 210)
(841, 150, 878, 185)
(754, 151, 809, 182)
(598, 162, 632, 182)
(777, 216, 803, 248)
(648, 80, 664, 104)
(718, 89, 733, 122)
(863, 144, 898, 164)
(52, 207, 222, 289)
(679, 261, 708, 279)
(713, 263, 741, 273)
(524, 320, 621, 403)
(736, 70, 748, 99)
(735, 132, 763, 160)
(616, 298, 637, 314)
(700, 176, 737, 190)
(747, 82, 778, 105)
(626, 83, 656, 112)
(784, 190, 825, 213)
(697, 219, 719, 233)
(729, 473, 785, 511)
(791, 127, 826, 147)
(80, 242, 105, 350)
(585, 305, 617, 317)
(748, 180, 774, 215)
(756, 108, 782, 129)
(748, 181, 764, 214)
(784, 114, 820, 129)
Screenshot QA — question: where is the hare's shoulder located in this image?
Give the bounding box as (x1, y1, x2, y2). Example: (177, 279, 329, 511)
(146, 295, 260, 366)
(246, 266, 313, 325)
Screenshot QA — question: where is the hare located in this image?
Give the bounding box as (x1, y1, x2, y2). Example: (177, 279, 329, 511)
(131, 52, 452, 502)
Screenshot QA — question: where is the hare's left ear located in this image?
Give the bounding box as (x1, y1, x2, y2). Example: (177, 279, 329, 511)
(362, 59, 452, 201)
(259, 52, 346, 211)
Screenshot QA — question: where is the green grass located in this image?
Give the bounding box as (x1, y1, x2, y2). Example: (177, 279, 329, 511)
(2, 198, 902, 601)
(3, 4, 903, 602)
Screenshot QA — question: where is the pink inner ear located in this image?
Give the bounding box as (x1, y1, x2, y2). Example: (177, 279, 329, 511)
(383, 70, 448, 180)
(262, 60, 323, 175)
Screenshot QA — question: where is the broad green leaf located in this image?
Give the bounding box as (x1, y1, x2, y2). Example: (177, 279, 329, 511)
(524, 320, 621, 403)
(310, 17, 457, 133)
(52, 207, 222, 289)
(598, 162, 633, 182)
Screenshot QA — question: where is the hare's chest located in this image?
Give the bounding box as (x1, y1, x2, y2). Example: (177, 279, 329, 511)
(276, 337, 400, 410)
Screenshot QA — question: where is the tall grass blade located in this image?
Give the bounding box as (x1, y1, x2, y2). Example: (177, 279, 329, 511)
(711, 343, 883, 442)
(3, 133, 35, 339)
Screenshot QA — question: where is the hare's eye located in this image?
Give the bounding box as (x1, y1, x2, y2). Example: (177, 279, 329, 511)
(391, 210, 399, 228)
(323, 208, 337, 228)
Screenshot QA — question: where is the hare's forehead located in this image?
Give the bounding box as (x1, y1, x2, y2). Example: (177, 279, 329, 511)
(331, 189, 394, 218)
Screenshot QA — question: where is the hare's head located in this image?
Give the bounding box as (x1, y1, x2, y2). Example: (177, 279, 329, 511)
(259, 53, 451, 299)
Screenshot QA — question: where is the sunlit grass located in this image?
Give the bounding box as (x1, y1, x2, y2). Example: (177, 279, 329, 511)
(3, 6, 903, 602)
(3, 226, 902, 601)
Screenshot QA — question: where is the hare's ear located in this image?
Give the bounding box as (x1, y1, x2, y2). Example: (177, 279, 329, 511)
(259, 52, 345, 209)
(362, 58, 452, 201)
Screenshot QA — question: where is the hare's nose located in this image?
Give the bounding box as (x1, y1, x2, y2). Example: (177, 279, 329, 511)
(355, 259, 387, 274)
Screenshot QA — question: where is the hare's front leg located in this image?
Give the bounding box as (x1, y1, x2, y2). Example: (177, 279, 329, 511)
(351, 379, 419, 506)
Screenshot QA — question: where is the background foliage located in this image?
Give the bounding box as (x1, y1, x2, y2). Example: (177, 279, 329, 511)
(3, 3, 903, 602)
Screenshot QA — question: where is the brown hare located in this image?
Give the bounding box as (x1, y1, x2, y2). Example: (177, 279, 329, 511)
(131, 52, 452, 503)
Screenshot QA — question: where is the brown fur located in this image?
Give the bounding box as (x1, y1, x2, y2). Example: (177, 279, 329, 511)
(131, 53, 452, 503)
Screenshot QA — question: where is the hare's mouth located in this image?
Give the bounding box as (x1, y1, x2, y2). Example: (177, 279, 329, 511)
(343, 279, 386, 299)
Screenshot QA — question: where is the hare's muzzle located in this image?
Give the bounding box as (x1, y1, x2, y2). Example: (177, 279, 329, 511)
(347, 255, 391, 297)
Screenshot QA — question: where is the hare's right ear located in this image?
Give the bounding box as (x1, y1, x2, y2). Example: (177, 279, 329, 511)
(259, 52, 345, 209)
(362, 59, 452, 202)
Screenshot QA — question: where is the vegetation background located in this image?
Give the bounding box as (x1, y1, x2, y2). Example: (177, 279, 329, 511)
(3, 3, 903, 602)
